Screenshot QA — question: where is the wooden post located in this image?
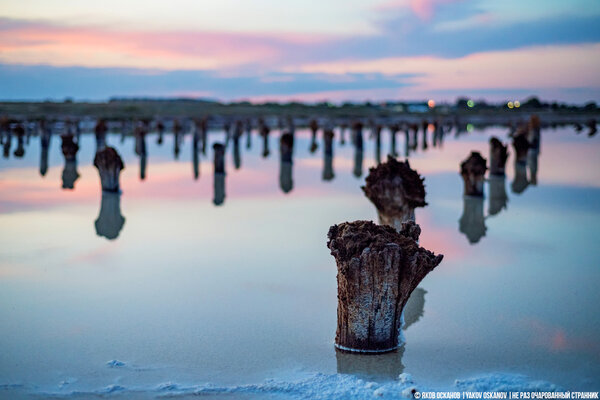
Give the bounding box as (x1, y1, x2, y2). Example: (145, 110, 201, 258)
(94, 147, 124, 192)
(489, 137, 508, 176)
(323, 128, 335, 181)
(213, 143, 226, 206)
(327, 220, 443, 353)
(362, 156, 427, 230)
(460, 151, 487, 197)
(279, 132, 294, 193)
(61, 134, 80, 189)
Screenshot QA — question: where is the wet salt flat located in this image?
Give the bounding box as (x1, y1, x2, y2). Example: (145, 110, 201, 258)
(1, 123, 599, 399)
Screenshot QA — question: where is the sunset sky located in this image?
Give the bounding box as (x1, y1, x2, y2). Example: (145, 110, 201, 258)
(1, 0, 599, 102)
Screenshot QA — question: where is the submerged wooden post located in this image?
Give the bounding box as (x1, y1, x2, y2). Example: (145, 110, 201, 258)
(279, 132, 294, 193)
(460, 151, 487, 197)
(512, 134, 530, 164)
(94, 147, 124, 192)
(362, 156, 427, 230)
(323, 128, 335, 181)
(489, 137, 508, 176)
(61, 134, 80, 189)
(327, 220, 443, 353)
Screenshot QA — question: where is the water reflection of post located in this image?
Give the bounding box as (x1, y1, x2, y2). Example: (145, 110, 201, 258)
(362, 156, 427, 230)
(232, 120, 243, 170)
(156, 120, 165, 145)
(322, 128, 335, 181)
(259, 118, 270, 158)
(93, 147, 125, 240)
(61, 134, 80, 189)
(279, 132, 294, 193)
(192, 126, 200, 180)
(374, 124, 382, 164)
(410, 123, 419, 152)
(327, 220, 443, 353)
(245, 118, 252, 149)
(135, 124, 148, 181)
(1, 118, 12, 158)
(352, 122, 364, 178)
(389, 123, 399, 157)
(421, 120, 429, 151)
(198, 117, 208, 155)
(173, 119, 182, 160)
(511, 134, 530, 194)
(527, 149, 539, 186)
(488, 137, 508, 216)
(459, 152, 487, 244)
(13, 124, 26, 158)
(40, 121, 52, 177)
(339, 122, 348, 145)
(309, 119, 319, 153)
(213, 143, 226, 206)
(95, 119, 107, 151)
(335, 287, 426, 380)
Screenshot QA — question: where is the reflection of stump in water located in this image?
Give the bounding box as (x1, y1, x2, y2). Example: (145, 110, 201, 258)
(40, 130, 51, 177)
(410, 124, 418, 151)
(245, 118, 252, 149)
(213, 143, 226, 206)
(259, 118, 270, 158)
(527, 115, 541, 152)
(339, 123, 347, 145)
(459, 196, 486, 244)
(322, 129, 335, 181)
(528, 149, 539, 186)
(156, 121, 165, 145)
(95, 191, 125, 240)
(389, 124, 399, 157)
(94, 147, 124, 192)
(352, 122, 364, 178)
(489, 137, 508, 176)
(421, 121, 429, 151)
(460, 152, 487, 197)
(512, 158, 529, 194)
(279, 132, 294, 193)
(232, 124, 242, 170)
(336, 347, 405, 381)
(61, 134, 80, 189)
(327, 220, 443, 353)
(192, 131, 200, 180)
(309, 119, 319, 153)
(362, 156, 426, 230)
(374, 125, 382, 164)
(95, 119, 107, 151)
(13, 125, 25, 158)
(488, 175, 508, 216)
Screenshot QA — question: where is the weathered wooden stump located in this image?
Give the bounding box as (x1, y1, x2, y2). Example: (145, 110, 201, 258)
(460, 151, 487, 197)
(362, 156, 427, 230)
(94, 147, 124, 192)
(489, 137, 508, 176)
(327, 220, 443, 353)
(512, 134, 530, 164)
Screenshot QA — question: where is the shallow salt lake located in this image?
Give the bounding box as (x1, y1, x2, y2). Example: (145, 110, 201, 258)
(0, 123, 599, 399)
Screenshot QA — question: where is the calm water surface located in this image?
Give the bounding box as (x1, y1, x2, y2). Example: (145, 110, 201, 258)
(1, 123, 599, 398)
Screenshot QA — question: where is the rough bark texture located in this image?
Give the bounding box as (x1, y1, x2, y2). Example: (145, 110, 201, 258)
(362, 156, 426, 228)
(460, 151, 487, 197)
(489, 137, 508, 176)
(94, 147, 124, 192)
(327, 220, 443, 353)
